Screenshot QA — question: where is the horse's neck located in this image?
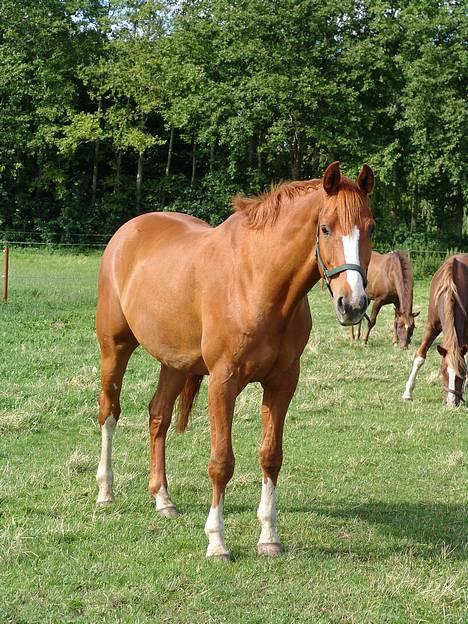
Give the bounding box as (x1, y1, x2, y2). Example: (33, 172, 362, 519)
(392, 254, 412, 315)
(234, 194, 321, 318)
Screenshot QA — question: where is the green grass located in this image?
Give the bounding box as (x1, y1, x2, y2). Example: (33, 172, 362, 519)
(0, 248, 466, 624)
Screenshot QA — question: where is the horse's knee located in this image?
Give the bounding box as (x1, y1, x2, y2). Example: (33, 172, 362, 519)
(260, 448, 283, 483)
(209, 451, 235, 489)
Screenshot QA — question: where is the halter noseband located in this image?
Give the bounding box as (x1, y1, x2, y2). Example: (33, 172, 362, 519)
(315, 236, 368, 297)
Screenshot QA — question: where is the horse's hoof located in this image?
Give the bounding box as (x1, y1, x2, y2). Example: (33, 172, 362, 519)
(402, 393, 412, 401)
(258, 542, 282, 556)
(96, 495, 113, 505)
(207, 553, 232, 563)
(157, 505, 178, 519)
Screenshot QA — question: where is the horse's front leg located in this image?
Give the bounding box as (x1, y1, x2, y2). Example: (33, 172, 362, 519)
(363, 300, 383, 345)
(350, 321, 362, 341)
(257, 360, 300, 556)
(402, 323, 440, 400)
(205, 372, 238, 561)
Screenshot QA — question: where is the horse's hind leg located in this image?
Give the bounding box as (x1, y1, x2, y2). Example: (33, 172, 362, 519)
(96, 296, 138, 504)
(257, 360, 300, 556)
(148, 365, 187, 518)
(402, 323, 440, 400)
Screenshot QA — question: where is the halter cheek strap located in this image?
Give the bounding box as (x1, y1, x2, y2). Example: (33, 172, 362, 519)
(315, 237, 368, 296)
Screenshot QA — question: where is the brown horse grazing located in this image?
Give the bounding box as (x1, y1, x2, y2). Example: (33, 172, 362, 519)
(95, 161, 375, 560)
(403, 254, 468, 406)
(351, 250, 419, 347)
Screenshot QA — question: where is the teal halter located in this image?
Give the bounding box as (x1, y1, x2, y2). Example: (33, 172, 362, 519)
(315, 236, 368, 296)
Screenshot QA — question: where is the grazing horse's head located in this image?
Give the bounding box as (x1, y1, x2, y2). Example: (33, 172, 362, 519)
(317, 161, 375, 326)
(437, 344, 467, 406)
(394, 311, 420, 349)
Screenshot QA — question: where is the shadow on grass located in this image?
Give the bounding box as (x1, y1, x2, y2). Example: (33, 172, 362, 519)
(286, 499, 467, 560)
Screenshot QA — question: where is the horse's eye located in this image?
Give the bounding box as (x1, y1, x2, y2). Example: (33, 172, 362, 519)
(320, 225, 330, 237)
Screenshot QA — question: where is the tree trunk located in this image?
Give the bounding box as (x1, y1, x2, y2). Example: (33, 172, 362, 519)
(165, 126, 174, 177)
(113, 152, 122, 195)
(257, 130, 263, 174)
(248, 137, 255, 169)
(290, 130, 304, 180)
(91, 97, 102, 205)
(455, 184, 465, 241)
(191, 134, 196, 186)
(210, 142, 215, 173)
(136, 151, 144, 213)
(160, 126, 174, 208)
(136, 115, 147, 213)
(410, 179, 419, 232)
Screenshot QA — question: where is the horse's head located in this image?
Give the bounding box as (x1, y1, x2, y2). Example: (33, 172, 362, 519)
(317, 161, 375, 326)
(394, 311, 420, 349)
(437, 344, 467, 406)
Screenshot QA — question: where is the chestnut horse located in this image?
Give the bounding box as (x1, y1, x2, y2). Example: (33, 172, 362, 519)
(351, 250, 419, 347)
(95, 161, 375, 560)
(403, 253, 468, 406)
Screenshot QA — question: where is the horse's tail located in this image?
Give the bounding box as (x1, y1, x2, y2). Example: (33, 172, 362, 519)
(176, 374, 204, 433)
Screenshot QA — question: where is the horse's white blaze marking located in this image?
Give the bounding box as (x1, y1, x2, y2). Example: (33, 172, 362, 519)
(447, 366, 457, 406)
(257, 478, 280, 546)
(205, 497, 228, 557)
(402, 356, 426, 399)
(342, 226, 366, 304)
(155, 485, 175, 512)
(96, 415, 117, 503)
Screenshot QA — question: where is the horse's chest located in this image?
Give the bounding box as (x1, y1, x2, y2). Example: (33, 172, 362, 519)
(235, 327, 306, 382)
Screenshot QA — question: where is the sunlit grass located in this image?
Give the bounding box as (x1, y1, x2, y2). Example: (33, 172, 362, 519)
(0, 248, 466, 623)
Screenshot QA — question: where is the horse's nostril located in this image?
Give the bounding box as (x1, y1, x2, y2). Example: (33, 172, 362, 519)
(359, 295, 368, 311)
(337, 296, 345, 314)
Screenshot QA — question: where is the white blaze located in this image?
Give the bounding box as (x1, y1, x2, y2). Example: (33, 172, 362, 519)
(342, 226, 366, 304)
(447, 366, 457, 406)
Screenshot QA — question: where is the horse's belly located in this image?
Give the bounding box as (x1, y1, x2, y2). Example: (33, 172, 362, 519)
(122, 282, 205, 372)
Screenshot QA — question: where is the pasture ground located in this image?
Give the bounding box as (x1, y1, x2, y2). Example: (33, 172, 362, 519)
(0, 249, 466, 623)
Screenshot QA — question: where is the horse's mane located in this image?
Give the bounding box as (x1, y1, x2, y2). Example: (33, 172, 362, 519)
(232, 177, 365, 233)
(390, 251, 413, 315)
(433, 258, 467, 376)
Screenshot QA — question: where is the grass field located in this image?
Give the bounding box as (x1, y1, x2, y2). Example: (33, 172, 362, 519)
(0, 248, 466, 624)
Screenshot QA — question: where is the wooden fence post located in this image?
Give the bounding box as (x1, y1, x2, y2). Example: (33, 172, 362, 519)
(3, 246, 9, 302)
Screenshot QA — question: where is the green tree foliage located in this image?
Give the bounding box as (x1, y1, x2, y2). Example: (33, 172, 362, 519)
(0, 0, 465, 245)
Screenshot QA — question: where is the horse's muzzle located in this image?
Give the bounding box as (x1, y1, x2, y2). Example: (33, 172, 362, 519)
(335, 294, 368, 326)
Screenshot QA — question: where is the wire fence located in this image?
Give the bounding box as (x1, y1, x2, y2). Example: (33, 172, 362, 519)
(1, 235, 465, 303)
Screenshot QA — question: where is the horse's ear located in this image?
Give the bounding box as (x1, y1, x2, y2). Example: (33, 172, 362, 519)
(437, 345, 448, 357)
(357, 164, 374, 195)
(323, 161, 341, 195)
(412, 311, 420, 318)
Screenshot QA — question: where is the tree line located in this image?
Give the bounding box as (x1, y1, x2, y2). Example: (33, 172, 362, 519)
(0, 0, 466, 248)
